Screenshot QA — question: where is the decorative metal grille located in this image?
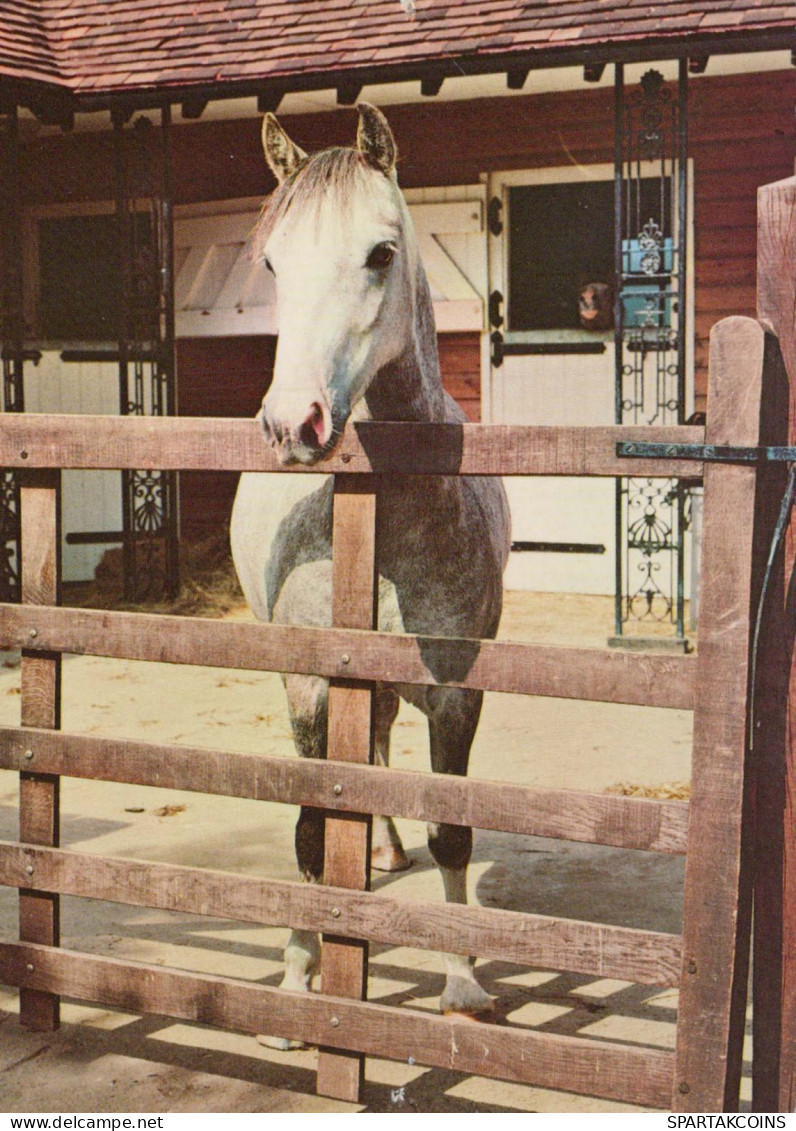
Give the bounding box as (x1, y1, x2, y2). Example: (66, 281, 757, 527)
(613, 64, 689, 643)
(114, 108, 179, 602)
(0, 102, 24, 603)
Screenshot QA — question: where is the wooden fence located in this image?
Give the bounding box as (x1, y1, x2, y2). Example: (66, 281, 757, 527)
(0, 176, 795, 1112)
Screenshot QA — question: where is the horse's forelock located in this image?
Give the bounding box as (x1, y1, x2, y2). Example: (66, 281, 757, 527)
(252, 146, 390, 260)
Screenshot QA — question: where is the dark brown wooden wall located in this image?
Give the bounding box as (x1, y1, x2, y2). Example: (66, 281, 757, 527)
(19, 69, 794, 423)
(175, 335, 274, 540)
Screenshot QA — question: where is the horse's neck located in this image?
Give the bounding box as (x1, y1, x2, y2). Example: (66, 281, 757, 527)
(365, 266, 447, 424)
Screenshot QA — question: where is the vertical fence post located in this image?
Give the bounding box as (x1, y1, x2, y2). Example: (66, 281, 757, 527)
(673, 317, 768, 1110)
(316, 474, 377, 1102)
(17, 469, 61, 1031)
(753, 175, 796, 1112)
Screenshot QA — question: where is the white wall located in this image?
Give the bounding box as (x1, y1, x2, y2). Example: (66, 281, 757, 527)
(24, 352, 121, 582)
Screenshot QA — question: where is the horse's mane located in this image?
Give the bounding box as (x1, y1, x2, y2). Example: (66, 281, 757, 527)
(252, 146, 388, 261)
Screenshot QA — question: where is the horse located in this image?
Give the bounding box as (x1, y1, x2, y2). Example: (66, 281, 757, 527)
(230, 103, 511, 1046)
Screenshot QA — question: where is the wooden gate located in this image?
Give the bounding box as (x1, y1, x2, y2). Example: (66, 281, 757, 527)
(0, 182, 794, 1113)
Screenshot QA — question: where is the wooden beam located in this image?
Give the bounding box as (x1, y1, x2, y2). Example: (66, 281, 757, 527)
(506, 67, 529, 90)
(0, 604, 697, 709)
(0, 943, 675, 1108)
(257, 91, 284, 114)
(0, 414, 706, 477)
(420, 74, 445, 97)
(180, 97, 208, 120)
(17, 470, 61, 1032)
(337, 80, 363, 106)
(688, 55, 709, 74)
(317, 476, 378, 1101)
(0, 842, 683, 986)
(673, 317, 766, 1111)
(754, 175, 796, 1113)
(0, 727, 690, 854)
(583, 63, 606, 83)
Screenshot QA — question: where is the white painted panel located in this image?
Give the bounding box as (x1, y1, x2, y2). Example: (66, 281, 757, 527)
(504, 478, 615, 595)
(25, 351, 121, 583)
(173, 193, 486, 337)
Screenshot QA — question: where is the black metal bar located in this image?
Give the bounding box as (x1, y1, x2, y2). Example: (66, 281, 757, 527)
(677, 59, 688, 426)
(60, 349, 156, 364)
(503, 342, 606, 357)
(618, 441, 796, 464)
(613, 63, 625, 640)
(613, 62, 624, 428)
(65, 531, 125, 546)
(511, 541, 606, 555)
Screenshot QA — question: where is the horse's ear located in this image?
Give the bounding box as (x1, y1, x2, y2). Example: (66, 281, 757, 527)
(261, 113, 307, 183)
(356, 103, 396, 175)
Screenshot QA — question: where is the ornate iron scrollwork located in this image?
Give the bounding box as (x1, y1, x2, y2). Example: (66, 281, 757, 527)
(114, 110, 179, 602)
(614, 64, 689, 643)
(0, 103, 24, 603)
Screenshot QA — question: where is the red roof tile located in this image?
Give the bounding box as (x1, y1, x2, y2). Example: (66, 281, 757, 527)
(0, 1, 792, 99)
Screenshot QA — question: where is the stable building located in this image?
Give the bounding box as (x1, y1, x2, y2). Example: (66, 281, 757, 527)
(0, 0, 793, 645)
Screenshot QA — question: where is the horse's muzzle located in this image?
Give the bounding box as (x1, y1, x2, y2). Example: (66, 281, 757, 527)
(260, 400, 337, 466)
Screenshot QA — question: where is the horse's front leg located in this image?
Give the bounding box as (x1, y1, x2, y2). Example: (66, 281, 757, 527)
(426, 687, 493, 1017)
(371, 687, 411, 873)
(258, 674, 327, 1051)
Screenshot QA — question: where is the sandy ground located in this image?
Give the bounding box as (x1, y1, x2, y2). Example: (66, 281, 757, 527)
(0, 592, 739, 1114)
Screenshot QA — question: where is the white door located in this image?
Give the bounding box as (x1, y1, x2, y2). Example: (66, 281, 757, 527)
(486, 165, 618, 595)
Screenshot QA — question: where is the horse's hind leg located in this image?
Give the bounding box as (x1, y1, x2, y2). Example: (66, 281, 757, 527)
(371, 687, 410, 873)
(426, 686, 493, 1017)
(258, 673, 326, 1051)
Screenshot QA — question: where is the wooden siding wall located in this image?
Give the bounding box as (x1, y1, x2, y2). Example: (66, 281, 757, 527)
(175, 335, 274, 540)
(19, 70, 795, 421)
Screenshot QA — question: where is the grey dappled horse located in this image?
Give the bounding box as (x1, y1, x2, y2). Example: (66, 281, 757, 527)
(231, 104, 510, 1045)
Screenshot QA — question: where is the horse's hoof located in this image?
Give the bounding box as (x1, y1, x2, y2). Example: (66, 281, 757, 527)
(256, 1033, 308, 1051)
(440, 977, 494, 1018)
(371, 844, 412, 873)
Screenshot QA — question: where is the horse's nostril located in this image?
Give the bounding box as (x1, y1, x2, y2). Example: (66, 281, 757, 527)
(297, 402, 327, 450)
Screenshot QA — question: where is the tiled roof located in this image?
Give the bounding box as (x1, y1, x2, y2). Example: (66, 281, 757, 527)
(0, 1, 793, 99)
(0, 1, 59, 85)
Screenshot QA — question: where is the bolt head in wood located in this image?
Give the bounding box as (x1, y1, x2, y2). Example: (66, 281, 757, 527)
(24, 750, 33, 760)
(678, 1081, 690, 1094)
(26, 963, 34, 972)
(25, 865, 34, 875)
(330, 1016, 340, 1027)
(331, 907, 341, 918)
(341, 653, 351, 665)
(333, 784, 343, 796)
(28, 628, 38, 639)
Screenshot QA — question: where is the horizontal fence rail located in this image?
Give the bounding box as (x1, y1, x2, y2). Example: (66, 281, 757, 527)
(0, 727, 690, 854)
(0, 942, 675, 1108)
(0, 413, 705, 477)
(0, 604, 697, 710)
(0, 843, 683, 986)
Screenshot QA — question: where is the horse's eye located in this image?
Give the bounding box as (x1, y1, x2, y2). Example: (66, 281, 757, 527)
(264, 257, 275, 275)
(366, 242, 395, 271)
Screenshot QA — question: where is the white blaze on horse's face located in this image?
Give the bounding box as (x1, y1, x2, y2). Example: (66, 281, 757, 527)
(257, 104, 414, 465)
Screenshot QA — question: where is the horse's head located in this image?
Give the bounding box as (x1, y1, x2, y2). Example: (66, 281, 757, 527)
(254, 103, 416, 465)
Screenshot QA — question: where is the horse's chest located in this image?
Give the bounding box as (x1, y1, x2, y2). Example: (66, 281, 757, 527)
(232, 472, 501, 636)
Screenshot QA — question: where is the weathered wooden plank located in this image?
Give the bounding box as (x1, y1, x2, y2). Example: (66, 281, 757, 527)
(754, 174, 796, 1114)
(673, 317, 765, 1112)
(318, 476, 378, 1101)
(0, 413, 704, 477)
(0, 603, 696, 709)
(0, 943, 674, 1108)
(0, 842, 683, 986)
(0, 726, 689, 853)
(18, 470, 61, 1033)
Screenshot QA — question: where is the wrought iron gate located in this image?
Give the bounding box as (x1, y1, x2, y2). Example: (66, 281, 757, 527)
(0, 102, 24, 604)
(613, 63, 690, 643)
(112, 106, 179, 601)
